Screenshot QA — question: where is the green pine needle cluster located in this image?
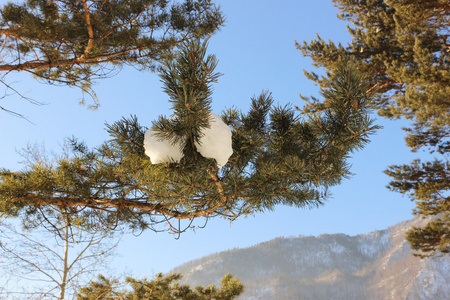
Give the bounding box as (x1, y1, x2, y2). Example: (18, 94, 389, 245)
(153, 38, 220, 155)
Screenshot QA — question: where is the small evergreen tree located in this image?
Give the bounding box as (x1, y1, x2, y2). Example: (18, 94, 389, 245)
(0, 0, 223, 109)
(77, 273, 244, 300)
(0, 39, 378, 233)
(298, 0, 450, 256)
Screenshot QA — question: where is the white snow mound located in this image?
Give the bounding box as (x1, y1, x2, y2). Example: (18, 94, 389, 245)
(144, 129, 184, 164)
(144, 113, 233, 168)
(194, 113, 233, 168)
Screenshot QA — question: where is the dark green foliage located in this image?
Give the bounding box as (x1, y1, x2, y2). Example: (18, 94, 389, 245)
(0, 0, 223, 107)
(154, 38, 220, 154)
(77, 275, 123, 299)
(406, 215, 450, 258)
(299, 0, 450, 255)
(77, 273, 244, 300)
(386, 158, 450, 257)
(0, 39, 378, 233)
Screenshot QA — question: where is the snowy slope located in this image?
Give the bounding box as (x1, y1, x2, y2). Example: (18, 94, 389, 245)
(171, 217, 450, 300)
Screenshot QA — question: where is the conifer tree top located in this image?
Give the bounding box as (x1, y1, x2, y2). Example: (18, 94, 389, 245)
(298, 0, 450, 256)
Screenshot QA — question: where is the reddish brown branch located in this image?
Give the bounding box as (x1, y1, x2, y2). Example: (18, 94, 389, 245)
(18, 190, 229, 220)
(79, 0, 95, 62)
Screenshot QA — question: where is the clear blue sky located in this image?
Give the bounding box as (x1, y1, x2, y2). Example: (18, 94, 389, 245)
(0, 0, 424, 276)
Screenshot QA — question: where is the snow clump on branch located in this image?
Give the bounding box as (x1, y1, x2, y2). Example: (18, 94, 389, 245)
(144, 113, 233, 168)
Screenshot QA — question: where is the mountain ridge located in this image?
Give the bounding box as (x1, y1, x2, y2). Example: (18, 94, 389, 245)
(171, 217, 450, 299)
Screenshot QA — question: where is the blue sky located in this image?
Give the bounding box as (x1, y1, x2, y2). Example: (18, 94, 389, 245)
(0, 0, 425, 276)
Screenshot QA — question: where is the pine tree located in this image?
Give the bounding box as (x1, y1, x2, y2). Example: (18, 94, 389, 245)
(298, 0, 450, 256)
(0, 0, 223, 109)
(77, 273, 244, 300)
(0, 39, 378, 233)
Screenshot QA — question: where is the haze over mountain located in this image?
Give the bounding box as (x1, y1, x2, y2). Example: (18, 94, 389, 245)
(172, 218, 450, 299)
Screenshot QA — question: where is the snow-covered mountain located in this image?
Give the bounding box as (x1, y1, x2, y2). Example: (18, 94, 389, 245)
(171, 218, 450, 299)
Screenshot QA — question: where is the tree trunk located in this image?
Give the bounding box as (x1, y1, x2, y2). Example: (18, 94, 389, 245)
(60, 218, 70, 300)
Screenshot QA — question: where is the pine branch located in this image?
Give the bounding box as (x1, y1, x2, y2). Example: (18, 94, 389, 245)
(0, 39, 378, 233)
